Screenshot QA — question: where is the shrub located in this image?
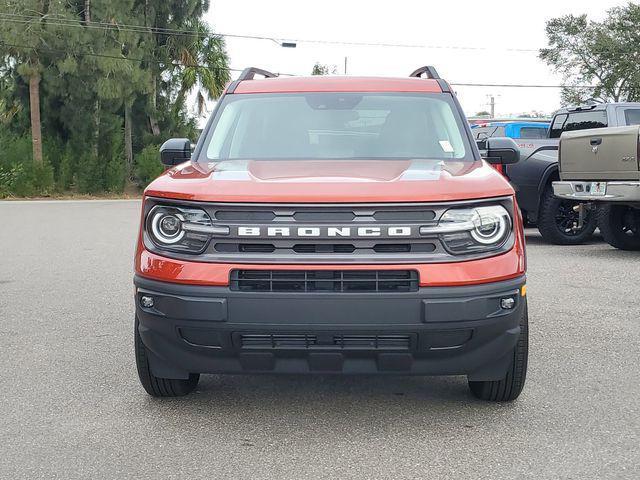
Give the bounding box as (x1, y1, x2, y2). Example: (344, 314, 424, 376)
(134, 144, 163, 187)
(0, 132, 54, 197)
(105, 133, 126, 193)
(76, 153, 104, 194)
(32, 161, 55, 195)
(56, 145, 75, 191)
(0, 163, 23, 198)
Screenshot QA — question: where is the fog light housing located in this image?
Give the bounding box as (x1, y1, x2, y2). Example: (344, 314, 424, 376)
(500, 297, 515, 310)
(140, 295, 154, 308)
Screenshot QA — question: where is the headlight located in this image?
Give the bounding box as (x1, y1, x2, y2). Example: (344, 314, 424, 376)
(420, 205, 512, 254)
(145, 205, 229, 253)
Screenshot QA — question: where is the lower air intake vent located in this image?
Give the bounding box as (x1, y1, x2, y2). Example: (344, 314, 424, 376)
(240, 334, 317, 349)
(239, 333, 412, 351)
(230, 270, 419, 293)
(334, 335, 411, 350)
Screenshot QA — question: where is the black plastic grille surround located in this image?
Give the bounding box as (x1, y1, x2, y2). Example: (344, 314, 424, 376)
(230, 269, 419, 293)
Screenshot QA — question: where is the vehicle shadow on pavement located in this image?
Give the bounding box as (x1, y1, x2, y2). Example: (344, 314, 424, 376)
(143, 374, 516, 414)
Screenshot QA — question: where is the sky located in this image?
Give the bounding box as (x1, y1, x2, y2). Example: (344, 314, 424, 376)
(203, 0, 630, 120)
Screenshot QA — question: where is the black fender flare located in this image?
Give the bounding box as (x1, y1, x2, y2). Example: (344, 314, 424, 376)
(536, 164, 559, 211)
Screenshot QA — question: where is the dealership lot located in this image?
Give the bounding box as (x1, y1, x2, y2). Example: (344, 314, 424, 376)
(1, 200, 638, 479)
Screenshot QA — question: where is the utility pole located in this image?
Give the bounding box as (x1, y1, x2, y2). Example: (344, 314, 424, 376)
(344, 57, 348, 75)
(488, 95, 496, 118)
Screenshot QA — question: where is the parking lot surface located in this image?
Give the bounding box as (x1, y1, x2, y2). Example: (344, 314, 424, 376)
(1, 200, 638, 479)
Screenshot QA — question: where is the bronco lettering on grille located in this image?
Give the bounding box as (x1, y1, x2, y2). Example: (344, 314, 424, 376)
(236, 226, 413, 238)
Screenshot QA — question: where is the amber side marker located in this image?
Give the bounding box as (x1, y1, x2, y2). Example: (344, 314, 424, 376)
(521, 285, 527, 297)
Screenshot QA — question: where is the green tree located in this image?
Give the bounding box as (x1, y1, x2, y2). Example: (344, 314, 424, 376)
(1, 0, 60, 164)
(137, 1, 229, 135)
(0, 74, 21, 124)
(0, 0, 229, 195)
(541, 4, 640, 104)
(168, 19, 230, 118)
(311, 62, 336, 75)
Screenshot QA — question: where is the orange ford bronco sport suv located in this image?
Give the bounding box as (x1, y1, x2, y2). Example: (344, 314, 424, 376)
(134, 66, 528, 401)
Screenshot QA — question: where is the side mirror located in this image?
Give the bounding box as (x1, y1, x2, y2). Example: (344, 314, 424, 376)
(160, 138, 192, 168)
(480, 137, 520, 165)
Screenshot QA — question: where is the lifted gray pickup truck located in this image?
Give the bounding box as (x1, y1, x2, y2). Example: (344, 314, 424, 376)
(506, 102, 640, 245)
(553, 125, 640, 250)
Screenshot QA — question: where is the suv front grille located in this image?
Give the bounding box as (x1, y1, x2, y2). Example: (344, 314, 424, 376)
(230, 269, 419, 293)
(205, 204, 447, 263)
(144, 199, 514, 264)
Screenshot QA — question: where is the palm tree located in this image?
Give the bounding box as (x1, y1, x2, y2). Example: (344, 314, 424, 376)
(169, 19, 230, 118)
(1, 2, 49, 165)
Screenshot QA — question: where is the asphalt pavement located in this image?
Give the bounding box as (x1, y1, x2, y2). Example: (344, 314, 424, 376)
(0, 199, 638, 479)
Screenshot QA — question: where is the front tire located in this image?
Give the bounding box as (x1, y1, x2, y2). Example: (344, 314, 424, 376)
(598, 204, 640, 251)
(468, 299, 528, 402)
(135, 317, 199, 397)
(537, 187, 597, 244)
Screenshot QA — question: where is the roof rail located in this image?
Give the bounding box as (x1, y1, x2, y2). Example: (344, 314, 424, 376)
(238, 67, 278, 81)
(409, 66, 441, 79)
(227, 67, 278, 94)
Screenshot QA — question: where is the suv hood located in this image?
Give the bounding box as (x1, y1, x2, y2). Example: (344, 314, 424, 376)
(145, 159, 513, 203)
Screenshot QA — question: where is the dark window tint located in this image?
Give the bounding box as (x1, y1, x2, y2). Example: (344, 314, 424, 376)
(624, 109, 640, 126)
(550, 111, 608, 138)
(564, 110, 608, 132)
(519, 127, 547, 139)
(549, 114, 567, 138)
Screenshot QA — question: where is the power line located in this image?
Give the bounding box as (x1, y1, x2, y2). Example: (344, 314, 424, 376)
(1, 42, 599, 89)
(0, 41, 254, 73)
(2, 41, 600, 88)
(451, 82, 597, 89)
(0, 13, 229, 39)
(0, 12, 542, 53)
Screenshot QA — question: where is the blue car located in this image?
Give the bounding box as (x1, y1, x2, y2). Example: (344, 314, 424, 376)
(470, 121, 550, 140)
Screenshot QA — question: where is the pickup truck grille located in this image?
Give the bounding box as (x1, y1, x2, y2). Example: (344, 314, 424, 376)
(230, 269, 419, 292)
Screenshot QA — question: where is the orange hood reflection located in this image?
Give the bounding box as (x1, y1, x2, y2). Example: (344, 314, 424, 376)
(145, 159, 514, 203)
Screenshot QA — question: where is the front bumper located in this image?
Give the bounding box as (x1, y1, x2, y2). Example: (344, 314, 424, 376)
(135, 274, 526, 381)
(553, 180, 640, 202)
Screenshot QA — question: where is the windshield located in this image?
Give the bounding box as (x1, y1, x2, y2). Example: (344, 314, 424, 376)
(201, 93, 471, 161)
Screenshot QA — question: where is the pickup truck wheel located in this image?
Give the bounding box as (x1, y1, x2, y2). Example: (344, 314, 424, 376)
(468, 299, 528, 402)
(134, 317, 199, 397)
(537, 187, 596, 244)
(598, 204, 640, 251)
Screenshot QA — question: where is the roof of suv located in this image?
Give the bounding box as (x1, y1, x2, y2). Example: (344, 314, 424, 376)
(232, 76, 443, 94)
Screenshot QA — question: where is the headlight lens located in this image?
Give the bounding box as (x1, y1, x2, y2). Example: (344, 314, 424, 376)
(435, 205, 512, 254)
(146, 205, 224, 253)
(152, 213, 184, 244)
